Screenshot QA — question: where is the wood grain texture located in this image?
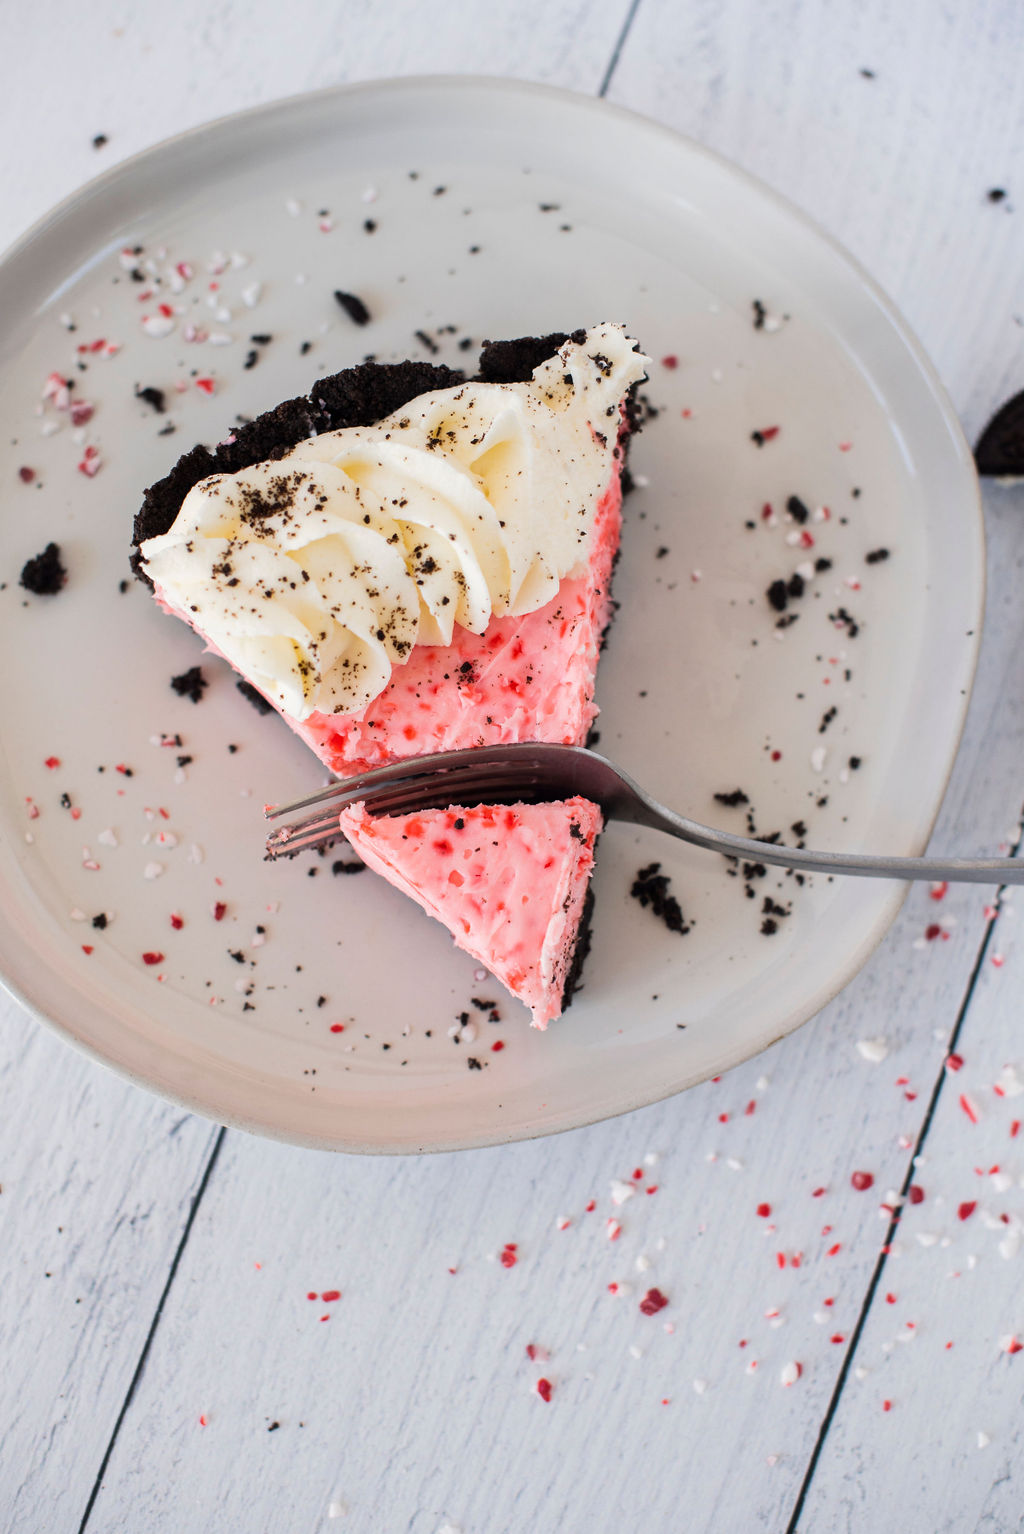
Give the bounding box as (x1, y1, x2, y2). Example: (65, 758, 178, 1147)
(0, 1021, 220, 1534)
(1, 2, 1023, 1530)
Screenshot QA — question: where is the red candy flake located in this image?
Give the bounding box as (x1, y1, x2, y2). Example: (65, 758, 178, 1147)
(930, 881, 949, 901)
(661, 354, 679, 369)
(606, 1219, 622, 1242)
(77, 445, 101, 478)
(142, 951, 165, 966)
(170, 913, 184, 930)
(770, 749, 782, 762)
(959, 1093, 979, 1124)
(639, 1288, 669, 1316)
(882, 1400, 892, 1413)
(958, 1201, 977, 1221)
(491, 1040, 505, 1052)
(1005, 1337, 1024, 1355)
(757, 425, 780, 442)
(812, 1187, 827, 1198)
(798, 530, 815, 549)
(81, 945, 94, 956)
(198, 1414, 208, 1427)
(924, 924, 942, 941)
(18, 466, 35, 483)
(830, 1334, 845, 1344)
(908, 1185, 924, 1204)
(776, 1252, 786, 1269)
(42, 372, 71, 409)
(321, 1290, 341, 1303)
(761, 502, 774, 521)
(757, 1203, 772, 1218)
(992, 953, 1005, 968)
(536, 1378, 553, 1402)
(850, 1171, 874, 1191)
(212, 901, 227, 921)
(946, 1053, 964, 1073)
(885, 1293, 897, 1304)
(329, 1023, 345, 1034)
(1011, 1120, 1021, 1140)
(195, 377, 216, 395)
(745, 1099, 757, 1116)
(585, 1199, 596, 1213)
(69, 399, 95, 427)
(115, 763, 133, 776)
(307, 1291, 317, 1300)
(500, 1244, 518, 1268)
(839, 441, 853, 453)
(826, 1243, 841, 1258)
(632, 1167, 644, 1180)
(645, 1184, 659, 1195)
(718, 1112, 729, 1124)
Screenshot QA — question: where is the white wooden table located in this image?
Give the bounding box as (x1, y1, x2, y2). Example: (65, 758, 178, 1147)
(3, 4, 1023, 1529)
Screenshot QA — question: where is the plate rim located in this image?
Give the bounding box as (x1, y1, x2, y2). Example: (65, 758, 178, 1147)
(0, 74, 985, 1153)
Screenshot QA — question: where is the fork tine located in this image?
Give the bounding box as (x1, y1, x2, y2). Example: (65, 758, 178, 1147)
(262, 745, 567, 859)
(263, 745, 554, 820)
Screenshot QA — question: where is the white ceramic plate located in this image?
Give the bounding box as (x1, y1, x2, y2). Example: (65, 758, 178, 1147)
(0, 78, 981, 1152)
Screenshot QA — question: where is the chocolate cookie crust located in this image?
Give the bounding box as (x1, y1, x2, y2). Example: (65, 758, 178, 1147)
(130, 335, 579, 575)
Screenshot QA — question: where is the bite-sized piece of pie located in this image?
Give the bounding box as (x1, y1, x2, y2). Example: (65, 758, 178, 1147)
(338, 797, 603, 1029)
(133, 324, 648, 1025)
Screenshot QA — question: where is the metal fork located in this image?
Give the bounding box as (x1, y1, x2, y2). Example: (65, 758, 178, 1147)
(263, 743, 1024, 884)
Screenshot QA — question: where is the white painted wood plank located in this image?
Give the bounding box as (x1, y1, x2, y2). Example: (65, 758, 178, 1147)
(81, 484, 1023, 1532)
(1, 0, 633, 254)
(609, 0, 1024, 438)
(0, 1016, 220, 1534)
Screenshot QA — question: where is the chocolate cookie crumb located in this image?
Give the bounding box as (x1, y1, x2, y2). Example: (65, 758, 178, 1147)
(333, 291, 371, 326)
(714, 789, 750, 807)
(331, 859, 366, 875)
(170, 666, 207, 704)
(20, 542, 67, 595)
(135, 385, 166, 413)
(786, 494, 810, 524)
(630, 863, 691, 935)
(236, 679, 274, 716)
(975, 389, 1024, 476)
(865, 547, 890, 564)
(988, 188, 1007, 203)
(767, 578, 789, 613)
(91, 913, 108, 930)
(92, 133, 108, 149)
(752, 299, 767, 330)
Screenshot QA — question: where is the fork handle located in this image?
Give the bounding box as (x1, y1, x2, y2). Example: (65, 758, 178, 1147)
(626, 799, 1024, 885)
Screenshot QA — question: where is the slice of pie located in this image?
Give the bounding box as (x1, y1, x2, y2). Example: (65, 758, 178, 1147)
(338, 798, 603, 1029)
(134, 324, 648, 1023)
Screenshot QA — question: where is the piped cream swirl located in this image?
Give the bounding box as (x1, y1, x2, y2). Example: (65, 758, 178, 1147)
(140, 323, 649, 720)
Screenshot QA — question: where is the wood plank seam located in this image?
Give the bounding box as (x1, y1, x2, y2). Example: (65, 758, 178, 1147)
(75, 1127, 227, 1534)
(598, 0, 645, 96)
(783, 810, 1024, 1534)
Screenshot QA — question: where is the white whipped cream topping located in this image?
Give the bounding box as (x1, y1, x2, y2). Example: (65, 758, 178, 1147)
(140, 323, 649, 720)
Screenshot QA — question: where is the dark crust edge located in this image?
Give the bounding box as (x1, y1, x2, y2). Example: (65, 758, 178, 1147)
(560, 880, 596, 1014)
(130, 332, 598, 578)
